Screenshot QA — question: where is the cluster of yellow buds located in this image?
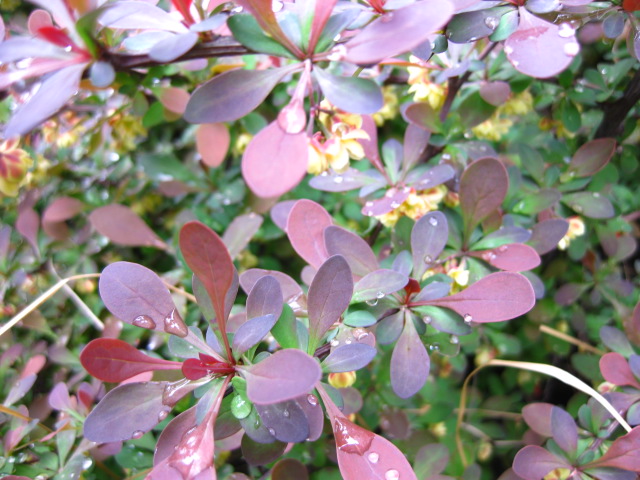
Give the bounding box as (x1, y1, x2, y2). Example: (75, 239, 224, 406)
(543, 469, 572, 480)
(0, 139, 33, 197)
(406, 56, 447, 110)
(372, 86, 400, 126)
(308, 101, 370, 175)
(557, 216, 586, 250)
(375, 186, 447, 228)
(328, 371, 357, 389)
(472, 90, 534, 141)
(108, 113, 147, 152)
(42, 111, 86, 149)
(539, 117, 576, 139)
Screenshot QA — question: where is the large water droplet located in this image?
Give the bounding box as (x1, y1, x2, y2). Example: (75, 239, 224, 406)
(307, 394, 318, 406)
(450, 335, 459, 345)
(463, 314, 473, 324)
(504, 45, 514, 55)
(563, 42, 580, 57)
(158, 410, 169, 422)
(334, 176, 344, 184)
(429, 343, 440, 352)
(131, 430, 144, 439)
(484, 16, 499, 30)
(368, 452, 380, 464)
(385, 469, 400, 480)
(366, 298, 379, 306)
(132, 314, 156, 329)
(163, 378, 191, 406)
(345, 338, 353, 344)
(593, 192, 600, 198)
(558, 23, 576, 38)
(283, 409, 290, 418)
(331, 339, 340, 347)
(424, 255, 433, 264)
(334, 417, 374, 455)
(498, 245, 508, 253)
(354, 328, 369, 340)
(376, 291, 385, 299)
(268, 427, 276, 436)
(429, 217, 438, 227)
(164, 309, 188, 338)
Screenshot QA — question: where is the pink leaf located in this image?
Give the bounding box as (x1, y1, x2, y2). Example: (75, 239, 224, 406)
(584, 426, 640, 471)
(16, 199, 40, 255)
(471, 243, 541, 272)
(42, 196, 84, 241)
(423, 272, 536, 323)
(89, 204, 167, 249)
(196, 123, 230, 167)
(286, 199, 332, 269)
(80, 338, 182, 383)
(479, 81, 511, 106)
(512, 445, 571, 480)
(241, 121, 309, 198)
(504, 8, 579, 79)
(222, 212, 263, 260)
(600, 353, 640, 389)
(324, 225, 378, 277)
(391, 318, 429, 398)
(522, 403, 554, 437)
(159, 87, 191, 115)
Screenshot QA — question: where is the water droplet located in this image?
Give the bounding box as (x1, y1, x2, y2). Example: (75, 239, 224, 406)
(354, 328, 369, 340)
(558, 23, 576, 38)
(573, 204, 583, 213)
(484, 16, 499, 30)
(442, 153, 452, 161)
(365, 201, 374, 207)
(327, 45, 347, 61)
(390, 201, 400, 209)
(345, 338, 353, 344)
(158, 410, 169, 421)
(381, 12, 394, 22)
(132, 314, 156, 330)
(368, 452, 380, 464)
(131, 430, 144, 439)
(164, 309, 188, 338)
(334, 176, 344, 184)
(512, 60, 520, 67)
(450, 335, 459, 345)
(424, 255, 433, 264)
(376, 291, 385, 299)
(268, 427, 276, 436)
(429, 343, 440, 352)
(163, 377, 191, 406)
(366, 298, 379, 306)
(593, 192, 600, 198)
(254, 418, 261, 428)
(498, 245, 508, 253)
(563, 42, 580, 57)
(222, 197, 232, 206)
(307, 394, 318, 406)
(283, 409, 290, 418)
(423, 316, 432, 324)
(82, 458, 93, 470)
(464, 314, 473, 324)
(333, 33, 341, 42)
(334, 417, 374, 455)
(429, 217, 438, 227)
(331, 339, 340, 347)
(385, 469, 400, 480)
(468, 36, 478, 42)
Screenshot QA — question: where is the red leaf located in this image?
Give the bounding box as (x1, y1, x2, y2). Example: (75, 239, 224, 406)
(470, 243, 541, 272)
(585, 426, 640, 471)
(308, 0, 338, 54)
(171, 0, 195, 24)
(42, 196, 83, 241)
(623, 0, 640, 11)
(37, 26, 74, 48)
(599, 352, 640, 389)
(513, 445, 571, 480)
(179, 221, 235, 358)
(522, 403, 554, 437)
(89, 204, 167, 249)
(422, 272, 535, 323)
(286, 199, 332, 269)
(241, 121, 309, 198)
(80, 339, 181, 383)
(196, 123, 230, 168)
(159, 87, 190, 115)
(568, 138, 616, 178)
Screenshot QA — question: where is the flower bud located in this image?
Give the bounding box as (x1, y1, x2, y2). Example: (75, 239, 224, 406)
(328, 371, 357, 389)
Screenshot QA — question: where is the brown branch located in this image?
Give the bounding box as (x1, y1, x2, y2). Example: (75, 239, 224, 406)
(106, 37, 253, 70)
(595, 68, 640, 138)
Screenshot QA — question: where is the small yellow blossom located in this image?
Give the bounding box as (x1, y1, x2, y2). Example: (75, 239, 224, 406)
(375, 186, 447, 227)
(109, 113, 146, 152)
(328, 371, 357, 389)
(372, 86, 399, 126)
(501, 90, 534, 116)
(430, 421, 447, 437)
(557, 216, 585, 250)
(539, 117, 576, 139)
(407, 56, 447, 110)
(444, 259, 469, 294)
(472, 90, 534, 141)
(0, 139, 33, 197)
(544, 469, 572, 480)
(234, 133, 253, 155)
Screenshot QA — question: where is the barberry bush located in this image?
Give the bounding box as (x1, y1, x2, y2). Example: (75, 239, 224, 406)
(1, 0, 640, 479)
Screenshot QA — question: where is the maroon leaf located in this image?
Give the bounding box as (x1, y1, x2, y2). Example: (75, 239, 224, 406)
(179, 221, 235, 356)
(241, 121, 309, 198)
(353, 269, 408, 302)
(512, 445, 571, 479)
(343, 1, 453, 65)
(551, 407, 578, 452)
(528, 219, 569, 255)
(272, 458, 309, 480)
(391, 318, 429, 399)
(359, 115, 384, 173)
(294, 393, 324, 442)
(196, 123, 230, 168)
(149, 31, 198, 63)
(403, 102, 443, 133)
(185, 65, 299, 123)
(402, 124, 431, 173)
(84, 382, 170, 442)
(554, 283, 589, 306)
(568, 138, 616, 177)
(470, 243, 541, 272)
(307, 255, 354, 351)
(154, 406, 197, 466)
(286, 199, 332, 269)
(600, 353, 640, 389)
(424, 272, 535, 323)
(80, 338, 181, 383)
(246, 275, 283, 320)
(99, 261, 182, 335)
(412, 211, 449, 279)
(504, 7, 579, 79)
(243, 349, 321, 405)
(522, 403, 554, 437)
(240, 269, 303, 304)
(89, 204, 167, 249)
(42, 196, 84, 241)
(16, 200, 40, 255)
(314, 68, 383, 114)
(459, 158, 509, 241)
(584, 426, 640, 471)
(324, 225, 378, 277)
(479, 81, 511, 106)
(222, 212, 263, 260)
(307, 0, 338, 53)
(625, 300, 640, 346)
(232, 314, 277, 356)
(323, 343, 377, 373)
(405, 164, 456, 191)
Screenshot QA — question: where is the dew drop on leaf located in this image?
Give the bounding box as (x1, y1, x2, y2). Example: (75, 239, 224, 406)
(484, 16, 499, 30)
(428, 217, 438, 227)
(283, 409, 290, 418)
(268, 427, 276, 436)
(132, 314, 156, 329)
(131, 430, 144, 439)
(504, 45, 514, 55)
(366, 298, 379, 306)
(390, 201, 400, 209)
(376, 291, 385, 299)
(334, 176, 344, 184)
(498, 245, 508, 252)
(424, 254, 433, 264)
(450, 335, 459, 345)
(385, 469, 400, 480)
(423, 316, 432, 324)
(158, 410, 169, 422)
(334, 417, 374, 455)
(463, 314, 473, 324)
(368, 452, 379, 463)
(163, 377, 191, 406)
(307, 394, 318, 406)
(558, 23, 576, 38)
(163, 309, 188, 337)
(563, 42, 580, 57)
(331, 339, 340, 347)
(429, 343, 440, 352)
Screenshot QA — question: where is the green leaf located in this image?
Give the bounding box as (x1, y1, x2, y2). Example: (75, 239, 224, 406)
(227, 14, 296, 58)
(271, 304, 299, 349)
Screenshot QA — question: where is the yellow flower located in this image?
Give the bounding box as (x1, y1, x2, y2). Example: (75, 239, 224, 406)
(471, 115, 513, 141)
(374, 186, 448, 227)
(544, 469, 571, 480)
(558, 216, 585, 250)
(0, 139, 33, 197)
(406, 56, 447, 110)
(328, 371, 357, 389)
(445, 259, 469, 294)
(109, 114, 146, 152)
(234, 133, 253, 156)
(372, 86, 399, 126)
(501, 90, 534, 116)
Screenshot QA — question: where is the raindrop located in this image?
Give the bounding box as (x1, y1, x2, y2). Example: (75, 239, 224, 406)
(563, 42, 580, 57)
(429, 217, 438, 227)
(164, 309, 188, 338)
(331, 339, 340, 347)
(450, 335, 459, 345)
(381, 12, 394, 22)
(423, 316, 432, 325)
(163, 378, 191, 406)
(468, 36, 478, 42)
(429, 343, 440, 352)
(354, 328, 369, 340)
(333, 34, 341, 42)
(334, 176, 344, 184)
(158, 410, 169, 422)
(131, 430, 144, 439)
(254, 418, 261, 428)
(345, 338, 353, 344)
(424, 254, 433, 264)
(376, 291, 385, 299)
(512, 60, 520, 67)
(132, 314, 156, 330)
(222, 197, 232, 206)
(442, 153, 452, 161)
(82, 459, 93, 470)
(463, 314, 473, 324)
(307, 394, 318, 406)
(573, 204, 583, 213)
(385, 469, 400, 480)
(593, 192, 600, 198)
(283, 409, 290, 418)
(366, 298, 379, 306)
(558, 23, 576, 38)
(498, 245, 508, 253)
(268, 427, 276, 436)
(390, 201, 400, 209)
(484, 16, 499, 30)
(464, 131, 473, 139)
(327, 45, 347, 61)
(365, 201, 374, 207)
(368, 452, 380, 464)
(64, 45, 73, 52)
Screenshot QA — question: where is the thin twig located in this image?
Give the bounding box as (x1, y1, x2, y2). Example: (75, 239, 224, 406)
(163, 283, 197, 303)
(539, 324, 605, 356)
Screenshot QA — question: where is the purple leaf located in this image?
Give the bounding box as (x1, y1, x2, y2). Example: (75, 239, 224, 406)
(412, 282, 451, 303)
(563, 192, 615, 219)
(99, 1, 188, 32)
(528, 219, 569, 255)
(185, 65, 298, 123)
(323, 344, 377, 373)
(324, 225, 378, 277)
(376, 311, 404, 345)
(359, 115, 384, 172)
(512, 446, 571, 480)
(294, 393, 324, 442)
(522, 403, 553, 436)
(241, 435, 286, 466)
(362, 187, 411, 217)
(424, 272, 535, 323)
(240, 269, 303, 304)
(232, 314, 277, 356)
(243, 350, 321, 405)
(41, 196, 84, 241)
(99, 261, 181, 335)
(584, 426, 640, 471)
(310, 168, 385, 193)
(196, 123, 230, 168)
(84, 382, 170, 442)
(412, 211, 449, 279)
(154, 406, 197, 465)
(600, 326, 635, 357)
(471, 244, 541, 272)
(272, 458, 309, 480)
(241, 121, 309, 198)
(479, 81, 511, 106)
(459, 158, 509, 239)
(149, 32, 198, 62)
(246, 275, 283, 320)
(89, 204, 167, 249)
(600, 353, 640, 388)
(16, 201, 40, 255)
(391, 318, 429, 398)
(343, 1, 454, 65)
(0, 37, 67, 62)
(353, 269, 408, 302)
(403, 102, 443, 133)
(504, 7, 579, 79)
(405, 164, 456, 190)
(315, 68, 383, 114)
(554, 283, 589, 306)
(222, 212, 263, 260)
(271, 200, 297, 231)
(402, 124, 431, 173)
(568, 138, 616, 177)
(254, 400, 309, 443)
(286, 199, 332, 269)
(307, 255, 354, 350)
(551, 407, 578, 452)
